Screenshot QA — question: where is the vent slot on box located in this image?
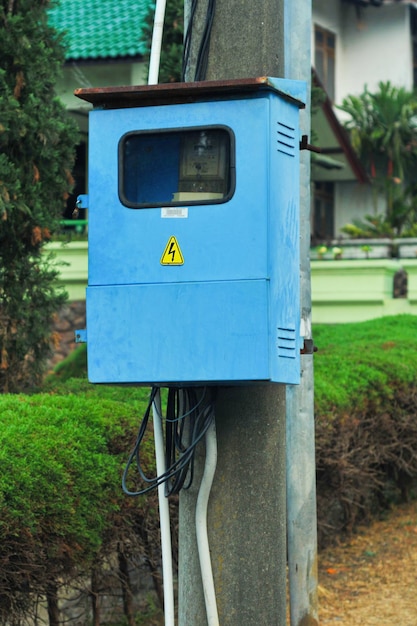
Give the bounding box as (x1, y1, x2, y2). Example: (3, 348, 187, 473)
(277, 121, 296, 157)
(277, 326, 296, 359)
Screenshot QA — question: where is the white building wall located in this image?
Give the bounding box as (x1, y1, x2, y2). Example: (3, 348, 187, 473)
(312, 0, 342, 34)
(334, 181, 389, 239)
(57, 61, 147, 111)
(312, 2, 412, 104)
(339, 4, 413, 102)
(334, 181, 374, 238)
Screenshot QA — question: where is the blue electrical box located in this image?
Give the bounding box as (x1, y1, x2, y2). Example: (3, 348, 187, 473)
(75, 77, 306, 386)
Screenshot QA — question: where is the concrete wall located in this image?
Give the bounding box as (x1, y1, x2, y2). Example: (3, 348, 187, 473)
(311, 258, 416, 324)
(52, 243, 417, 327)
(49, 241, 88, 301)
(51, 300, 86, 367)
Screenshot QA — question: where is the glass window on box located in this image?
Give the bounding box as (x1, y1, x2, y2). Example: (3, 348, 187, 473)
(119, 126, 235, 208)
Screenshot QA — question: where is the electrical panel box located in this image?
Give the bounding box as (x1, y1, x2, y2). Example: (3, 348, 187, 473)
(75, 77, 306, 386)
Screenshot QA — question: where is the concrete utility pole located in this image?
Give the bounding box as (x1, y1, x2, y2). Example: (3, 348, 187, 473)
(284, 3, 319, 626)
(179, 2, 287, 626)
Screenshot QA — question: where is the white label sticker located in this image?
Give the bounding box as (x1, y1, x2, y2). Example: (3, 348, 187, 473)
(161, 207, 188, 218)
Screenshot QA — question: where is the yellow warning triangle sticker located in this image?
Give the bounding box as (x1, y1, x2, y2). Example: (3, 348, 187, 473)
(160, 236, 184, 265)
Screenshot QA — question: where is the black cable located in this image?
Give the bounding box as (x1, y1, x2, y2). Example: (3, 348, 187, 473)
(194, 0, 216, 82)
(165, 388, 213, 495)
(182, 0, 199, 81)
(122, 386, 215, 497)
(182, 0, 217, 83)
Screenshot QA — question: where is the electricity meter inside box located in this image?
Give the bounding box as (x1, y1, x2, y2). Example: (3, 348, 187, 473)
(76, 78, 306, 385)
(120, 127, 233, 206)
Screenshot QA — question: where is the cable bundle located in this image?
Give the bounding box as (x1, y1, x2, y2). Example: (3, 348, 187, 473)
(182, 0, 217, 82)
(122, 386, 215, 497)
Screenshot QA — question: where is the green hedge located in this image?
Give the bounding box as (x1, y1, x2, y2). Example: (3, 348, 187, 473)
(0, 381, 157, 622)
(313, 315, 417, 545)
(2, 315, 417, 619)
(314, 314, 417, 414)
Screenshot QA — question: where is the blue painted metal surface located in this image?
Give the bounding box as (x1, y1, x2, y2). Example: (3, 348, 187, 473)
(75, 328, 87, 343)
(79, 78, 305, 385)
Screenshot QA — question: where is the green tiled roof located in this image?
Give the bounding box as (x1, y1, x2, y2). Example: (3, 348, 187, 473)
(48, 0, 154, 61)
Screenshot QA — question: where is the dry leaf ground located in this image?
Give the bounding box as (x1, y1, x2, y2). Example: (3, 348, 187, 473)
(317, 499, 417, 625)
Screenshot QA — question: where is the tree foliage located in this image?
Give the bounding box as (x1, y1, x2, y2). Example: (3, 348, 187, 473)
(338, 82, 417, 237)
(0, 0, 78, 392)
(340, 82, 417, 182)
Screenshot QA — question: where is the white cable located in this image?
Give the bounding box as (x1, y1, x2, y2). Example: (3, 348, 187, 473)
(148, 0, 167, 85)
(148, 2, 174, 623)
(152, 390, 175, 626)
(195, 418, 220, 626)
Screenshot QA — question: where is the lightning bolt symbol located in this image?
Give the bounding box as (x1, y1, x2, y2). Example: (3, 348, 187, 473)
(168, 241, 176, 263)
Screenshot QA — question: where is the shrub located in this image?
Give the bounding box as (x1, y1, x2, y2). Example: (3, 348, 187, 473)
(0, 384, 159, 623)
(2, 315, 417, 619)
(314, 315, 417, 546)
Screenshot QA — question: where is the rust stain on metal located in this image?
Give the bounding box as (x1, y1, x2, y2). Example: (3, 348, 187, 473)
(73, 76, 293, 110)
(300, 338, 317, 355)
(297, 615, 319, 626)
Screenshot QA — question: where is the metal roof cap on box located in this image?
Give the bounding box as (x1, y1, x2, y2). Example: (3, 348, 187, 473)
(74, 76, 307, 110)
(48, 0, 153, 61)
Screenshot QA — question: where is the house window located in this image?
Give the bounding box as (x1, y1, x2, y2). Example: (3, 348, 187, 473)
(314, 25, 336, 101)
(313, 182, 334, 242)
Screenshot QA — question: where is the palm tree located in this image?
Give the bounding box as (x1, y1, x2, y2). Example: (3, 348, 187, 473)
(339, 82, 417, 236)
